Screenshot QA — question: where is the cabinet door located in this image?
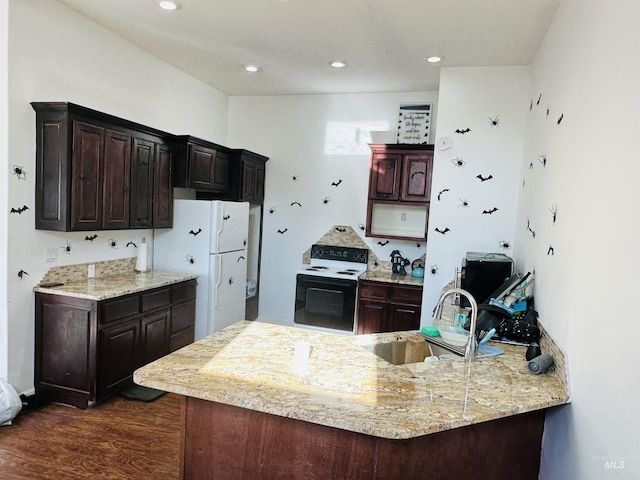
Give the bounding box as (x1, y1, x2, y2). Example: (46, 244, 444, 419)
(102, 129, 131, 229)
(140, 309, 170, 366)
(254, 163, 265, 204)
(153, 143, 173, 228)
(389, 304, 421, 332)
(212, 150, 230, 191)
(369, 153, 402, 200)
(189, 144, 217, 189)
(71, 121, 104, 230)
(400, 153, 433, 202)
(35, 295, 96, 400)
(99, 319, 140, 395)
(241, 160, 256, 202)
(130, 137, 155, 228)
(356, 300, 388, 334)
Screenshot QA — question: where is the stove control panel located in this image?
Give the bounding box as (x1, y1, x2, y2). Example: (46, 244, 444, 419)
(310, 244, 369, 264)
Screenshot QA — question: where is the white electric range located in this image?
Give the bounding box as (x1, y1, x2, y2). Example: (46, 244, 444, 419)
(294, 244, 369, 333)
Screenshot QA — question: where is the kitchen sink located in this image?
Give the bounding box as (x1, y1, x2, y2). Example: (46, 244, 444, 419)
(359, 337, 461, 365)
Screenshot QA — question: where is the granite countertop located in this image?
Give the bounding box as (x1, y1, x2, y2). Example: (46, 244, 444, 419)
(33, 270, 198, 301)
(361, 270, 424, 285)
(134, 320, 569, 440)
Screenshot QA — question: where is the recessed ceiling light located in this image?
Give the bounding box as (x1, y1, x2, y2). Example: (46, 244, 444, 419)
(425, 56, 442, 63)
(158, 1, 180, 10)
(330, 61, 347, 68)
(245, 65, 259, 73)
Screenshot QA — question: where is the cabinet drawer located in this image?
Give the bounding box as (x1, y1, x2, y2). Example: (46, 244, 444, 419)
(101, 296, 139, 323)
(170, 327, 194, 352)
(171, 299, 195, 333)
(172, 281, 196, 303)
(141, 288, 171, 312)
(390, 285, 423, 305)
(358, 281, 390, 301)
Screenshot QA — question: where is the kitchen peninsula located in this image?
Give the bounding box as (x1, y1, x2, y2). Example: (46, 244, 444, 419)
(134, 321, 569, 479)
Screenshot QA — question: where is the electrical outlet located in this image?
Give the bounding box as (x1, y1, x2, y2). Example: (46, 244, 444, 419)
(88, 264, 96, 278)
(45, 248, 58, 263)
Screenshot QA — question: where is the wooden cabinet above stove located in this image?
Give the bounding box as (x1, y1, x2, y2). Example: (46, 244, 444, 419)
(366, 144, 434, 241)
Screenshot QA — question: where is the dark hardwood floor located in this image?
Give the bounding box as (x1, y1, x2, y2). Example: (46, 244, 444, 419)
(0, 392, 183, 479)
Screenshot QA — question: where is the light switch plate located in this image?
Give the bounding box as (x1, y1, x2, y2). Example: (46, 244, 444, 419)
(45, 248, 58, 263)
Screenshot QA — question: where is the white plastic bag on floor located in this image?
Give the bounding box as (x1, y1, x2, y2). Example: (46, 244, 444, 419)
(0, 377, 22, 426)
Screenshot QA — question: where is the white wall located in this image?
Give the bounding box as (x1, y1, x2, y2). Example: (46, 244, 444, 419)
(5, 0, 229, 393)
(422, 67, 529, 316)
(0, 0, 9, 379)
(514, 1, 640, 478)
(227, 93, 438, 325)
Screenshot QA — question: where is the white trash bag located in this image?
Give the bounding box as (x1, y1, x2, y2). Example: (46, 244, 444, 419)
(0, 377, 22, 426)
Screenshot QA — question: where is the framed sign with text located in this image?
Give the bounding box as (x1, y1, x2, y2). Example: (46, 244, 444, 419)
(397, 103, 431, 144)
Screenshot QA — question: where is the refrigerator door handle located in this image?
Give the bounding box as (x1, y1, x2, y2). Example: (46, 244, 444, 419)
(214, 256, 222, 307)
(214, 202, 224, 252)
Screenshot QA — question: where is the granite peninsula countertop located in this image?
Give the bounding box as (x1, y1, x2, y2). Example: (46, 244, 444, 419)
(134, 320, 569, 440)
(33, 270, 198, 301)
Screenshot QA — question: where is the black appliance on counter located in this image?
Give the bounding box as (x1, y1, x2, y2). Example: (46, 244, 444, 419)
(294, 245, 368, 333)
(460, 252, 513, 307)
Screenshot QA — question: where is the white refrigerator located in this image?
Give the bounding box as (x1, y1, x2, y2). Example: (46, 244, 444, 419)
(153, 199, 249, 340)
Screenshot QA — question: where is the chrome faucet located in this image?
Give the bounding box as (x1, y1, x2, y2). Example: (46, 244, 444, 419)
(432, 288, 479, 362)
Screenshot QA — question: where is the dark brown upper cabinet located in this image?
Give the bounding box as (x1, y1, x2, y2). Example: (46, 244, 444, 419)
(368, 144, 433, 203)
(366, 144, 434, 241)
(231, 149, 268, 205)
(173, 136, 230, 192)
(31, 102, 174, 231)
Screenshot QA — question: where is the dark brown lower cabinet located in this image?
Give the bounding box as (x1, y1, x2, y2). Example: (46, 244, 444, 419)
(35, 280, 195, 408)
(182, 397, 546, 480)
(356, 279, 423, 334)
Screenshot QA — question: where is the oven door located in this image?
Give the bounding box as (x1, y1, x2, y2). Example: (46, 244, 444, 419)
(294, 274, 357, 332)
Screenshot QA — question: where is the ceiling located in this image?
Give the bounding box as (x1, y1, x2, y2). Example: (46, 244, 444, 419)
(54, 0, 560, 97)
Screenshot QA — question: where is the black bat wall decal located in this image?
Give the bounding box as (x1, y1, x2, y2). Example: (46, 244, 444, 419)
(223, 215, 231, 220)
(17, 269, 28, 279)
(85, 234, 98, 241)
(437, 188, 450, 201)
(547, 246, 555, 255)
(277, 228, 288, 234)
(126, 241, 137, 248)
(10, 205, 29, 214)
(290, 201, 302, 207)
(331, 179, 342, 187)
(476, 174, 493, 182)
(410, 171, 425, 179)
(335, 227, 346, 233)
(189, 228, 202, 236)
(454, 128, 471, 134)
(377, 240, 389, 246)
(537, 93, 542, 105)
(435, 227, 450, 234)
(557, 113, 564, 124)
(482, 207, 499, 215)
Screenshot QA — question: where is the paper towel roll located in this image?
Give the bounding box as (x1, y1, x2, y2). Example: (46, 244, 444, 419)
(135, 238, 149, 273)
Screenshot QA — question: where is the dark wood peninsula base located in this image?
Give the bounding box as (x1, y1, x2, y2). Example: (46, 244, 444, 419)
(182, 397, 547, 480)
